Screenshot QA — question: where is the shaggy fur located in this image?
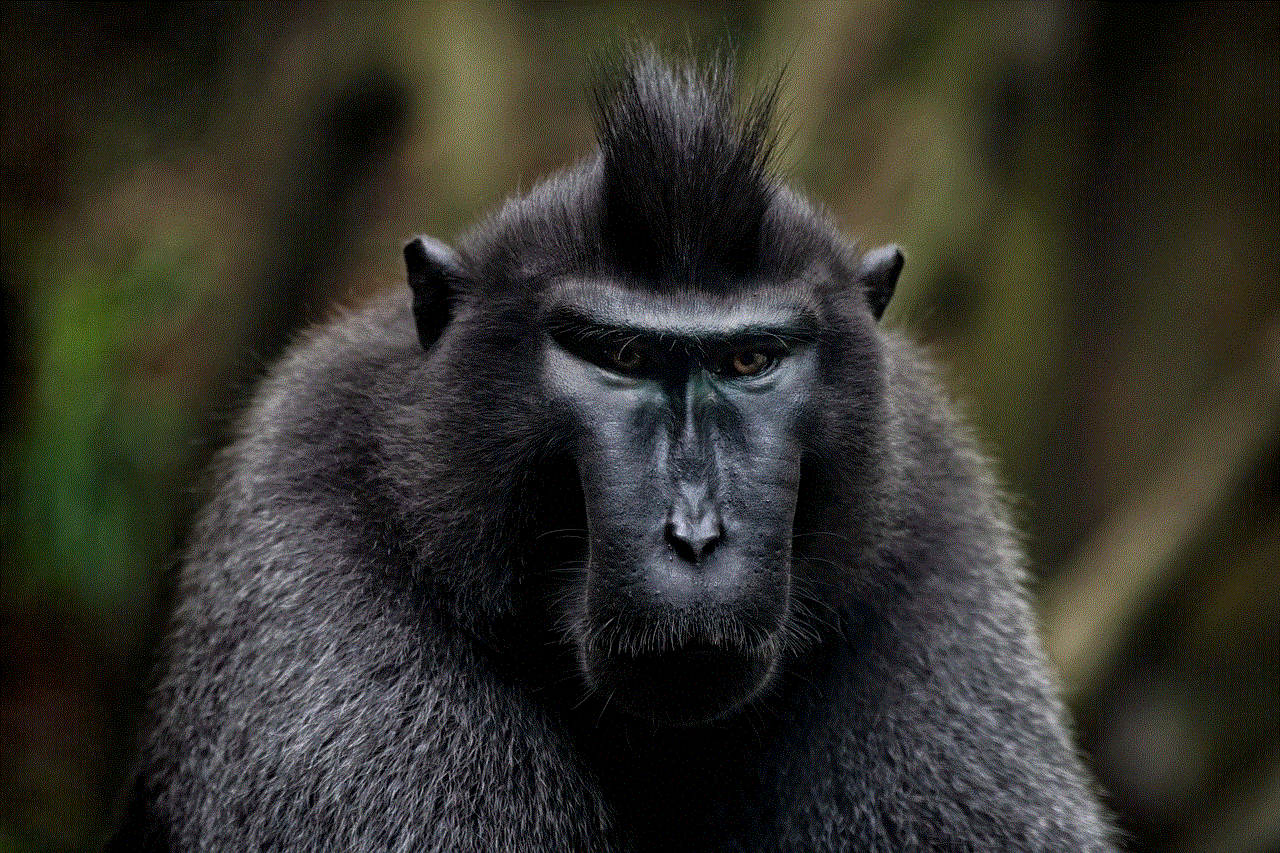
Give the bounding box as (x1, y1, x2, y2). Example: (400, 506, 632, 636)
(110, 51, 1115, 852)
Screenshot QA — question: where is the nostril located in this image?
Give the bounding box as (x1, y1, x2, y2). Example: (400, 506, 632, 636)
(664, 517, 723, 564)
(664, 523, 699, 563)
(694, 525, 722, 558)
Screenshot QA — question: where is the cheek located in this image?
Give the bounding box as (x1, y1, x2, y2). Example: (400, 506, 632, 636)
(724, 415, 804, 512)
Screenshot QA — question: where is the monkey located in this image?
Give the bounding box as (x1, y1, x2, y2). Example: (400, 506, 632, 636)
(109, 51, 1115, 852)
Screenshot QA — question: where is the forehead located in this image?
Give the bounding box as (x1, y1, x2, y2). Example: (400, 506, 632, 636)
(544, 280, 821, 336)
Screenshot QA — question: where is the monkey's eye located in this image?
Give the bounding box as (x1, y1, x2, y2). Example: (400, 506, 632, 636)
(607, 341, 646, 373)
(722, 350, 777, 378)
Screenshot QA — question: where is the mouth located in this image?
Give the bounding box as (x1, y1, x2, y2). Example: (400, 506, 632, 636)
(583, 634, 778, 726)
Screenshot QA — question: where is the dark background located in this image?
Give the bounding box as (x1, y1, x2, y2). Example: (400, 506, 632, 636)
(1, 3, 1276, 851)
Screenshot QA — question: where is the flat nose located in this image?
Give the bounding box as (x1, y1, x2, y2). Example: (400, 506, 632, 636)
(664, 484, 725, 564)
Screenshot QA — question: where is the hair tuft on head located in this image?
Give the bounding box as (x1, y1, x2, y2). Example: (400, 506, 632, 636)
(592, 47, 780, 283)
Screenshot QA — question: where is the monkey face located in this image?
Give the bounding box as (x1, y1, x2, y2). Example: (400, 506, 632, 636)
(540, 279, 829, 725)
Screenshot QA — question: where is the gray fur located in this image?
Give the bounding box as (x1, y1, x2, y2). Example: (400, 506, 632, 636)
(110, 52, 1115, 852)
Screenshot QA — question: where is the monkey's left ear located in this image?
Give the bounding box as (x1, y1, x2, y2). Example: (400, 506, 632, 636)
(858, 244, 904, 321)
(404, 236, 465, 352)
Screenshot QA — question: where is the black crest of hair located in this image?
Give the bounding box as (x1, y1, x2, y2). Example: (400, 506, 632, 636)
(109, 47, 1116, 853)
(591, 49, 780, 282)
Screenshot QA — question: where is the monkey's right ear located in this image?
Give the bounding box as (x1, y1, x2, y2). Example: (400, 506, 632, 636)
(858, 244, 904, 321)
(404, 236, 465, 352)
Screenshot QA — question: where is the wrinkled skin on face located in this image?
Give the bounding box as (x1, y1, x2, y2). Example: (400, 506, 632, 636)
(541, 279, 826, 725)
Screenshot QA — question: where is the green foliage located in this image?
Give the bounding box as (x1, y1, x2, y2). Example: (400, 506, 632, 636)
(3, 245, 201, 614)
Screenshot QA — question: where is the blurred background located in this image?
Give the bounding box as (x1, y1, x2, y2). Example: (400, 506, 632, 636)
(0, 2, 1276, 851)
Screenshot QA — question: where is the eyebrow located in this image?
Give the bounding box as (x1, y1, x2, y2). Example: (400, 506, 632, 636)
(541, 286, 822, 344)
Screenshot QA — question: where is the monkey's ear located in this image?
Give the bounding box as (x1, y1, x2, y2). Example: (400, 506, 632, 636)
(404, 235, 464, 352)
(858, 244, 904, 321)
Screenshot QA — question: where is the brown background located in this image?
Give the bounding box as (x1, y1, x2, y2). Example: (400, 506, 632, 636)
(1, 3, 1276, 851)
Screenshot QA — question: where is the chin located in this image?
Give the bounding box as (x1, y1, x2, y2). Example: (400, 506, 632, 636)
(583, 636, 779, 726)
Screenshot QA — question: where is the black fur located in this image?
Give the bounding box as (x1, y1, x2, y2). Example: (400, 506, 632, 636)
(593, 52, 777, 280)
(110, 51, 1114, 852)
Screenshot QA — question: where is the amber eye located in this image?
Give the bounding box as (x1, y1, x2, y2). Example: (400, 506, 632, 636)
(726, 350, 773, 377)
(609, 342, 644, 372)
